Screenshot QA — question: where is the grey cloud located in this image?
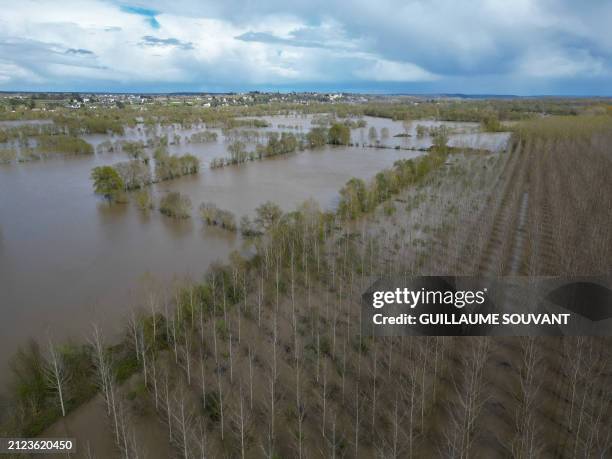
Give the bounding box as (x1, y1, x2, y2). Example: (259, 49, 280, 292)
(0, 38, 105, 86)
(1, 0, 611, 94)
(65, 48, 95, 55)
(0, 39, 96, 62)
(141, 0, 612, 78)
(140, 35, 194, 50)
(236, 24, 358, 51)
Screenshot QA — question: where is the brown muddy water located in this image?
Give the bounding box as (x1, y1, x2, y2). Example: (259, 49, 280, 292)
(0, 115, 508, 390)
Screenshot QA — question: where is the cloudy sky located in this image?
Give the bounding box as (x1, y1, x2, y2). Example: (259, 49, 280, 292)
(0, 0, 611, 94)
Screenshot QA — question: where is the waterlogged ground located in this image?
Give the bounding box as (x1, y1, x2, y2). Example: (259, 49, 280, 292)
(0, 115, 509, 388)
(248, 114, 510, 152)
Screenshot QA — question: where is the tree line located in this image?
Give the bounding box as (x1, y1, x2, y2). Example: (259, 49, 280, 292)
(91, 149, 200, 203)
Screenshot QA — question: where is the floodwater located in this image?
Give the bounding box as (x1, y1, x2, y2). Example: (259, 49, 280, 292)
(246, 115, 510, 152)
(0, 115, 508, 390)
(0, 119, 53, 128)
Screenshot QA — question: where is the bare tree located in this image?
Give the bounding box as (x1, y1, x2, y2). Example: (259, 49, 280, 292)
(229, 332, 234, 384)
(149, 293, 158, 349)
(570, 338, 611, 458)
(170, 316, 179, 364)
(371, 342, 378, 428)
(258, 270, 264, 328)
(265, 310, 279, 455)
(182, 323, 192, 385)
(164, 372, 174, 442)
(217, 362, 225, 440)
(445, 337, 490, 459)
(45, 339, 67, 417)
(511, 337, 543, 458)
(199, 351, 207, 413)
(211, 315, 218, 364)
(196, 418, 208, 459)
(354, 380, 361, 458)
(248, 345, 254, 409)
(563, 336, 586, 432)
(128, 311, 141, 364)
(401, 366, 419, 459)
(231, 383, 251, 459)
(90, 324, 112, 415)
(151, 358, 159, 411)
(376, 389, 406, 459)
(137, 324, 149, 387)
(293, 344, 306, 459)
(171, 387, 195, 459)
(321, 360, 328, 438)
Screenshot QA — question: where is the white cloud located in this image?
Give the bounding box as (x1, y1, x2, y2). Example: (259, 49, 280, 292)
(518, 47, 606, 78)
(355, 58, 438, 82)
(0, 60, 42, 84)
(0, 0, 609, 92)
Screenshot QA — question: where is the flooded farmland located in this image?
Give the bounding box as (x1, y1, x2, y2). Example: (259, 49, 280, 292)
(0, 115, 509, 387)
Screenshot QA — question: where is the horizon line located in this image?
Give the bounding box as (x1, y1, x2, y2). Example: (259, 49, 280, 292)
(2, 90, 611, 99)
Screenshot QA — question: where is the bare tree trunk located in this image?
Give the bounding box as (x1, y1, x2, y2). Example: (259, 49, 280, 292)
(152, 359, 159, 411)
(371, 343, 377, 428)
(183, 323, 191, 385)
(138, 325, 149, 387)
(45, 339, 67, 417)
(200, 354, 206, 412)
(295, 345, 305, 459)
(512, 337, 543, 458)
(171, 317, 179, 364)
(171, 388, 193, 459)
(249, 346, 254, 410)
(164, 373, 173, 441)
(129, 311, 140, 364)
(149, 293, 158, 349)
(446, 337, 490, 459)
(258, 271, 263, 328)
(211, 315, 218, 364)
(229, 332, 234, 384)
(355, 381, 360, 458)
(217, 363, 224, 440)
(90, 324, 112, 415)
(197, 419, 208, 459)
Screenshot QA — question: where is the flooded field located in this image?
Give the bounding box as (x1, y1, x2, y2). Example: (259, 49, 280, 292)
(251, 114, 510, 152)
(0, 115, 509, 387)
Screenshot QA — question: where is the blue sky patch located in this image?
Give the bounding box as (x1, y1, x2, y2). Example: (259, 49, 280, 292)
(120, 5, 160, 29)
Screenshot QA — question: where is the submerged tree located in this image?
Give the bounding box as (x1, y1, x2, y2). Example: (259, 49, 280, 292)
(135, 189, 154, 211)
(115, 160, 152, 190)
(199, 202, 237, 231)
(306, 127, 328, 148)
(255, 201, 283, 232)
(328, 123, 351, 145)
(431, 125, 450, 152)
(239, 215, 260, 237)
(368, 126, 378, 142)
(228, 140, 248, 164)
(155, 149, 200, 181)
(402, 118, 412, 136)
(121, 140, 147, 161)
(160, 192, 192, 219)
(91, 166, 125, 203)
